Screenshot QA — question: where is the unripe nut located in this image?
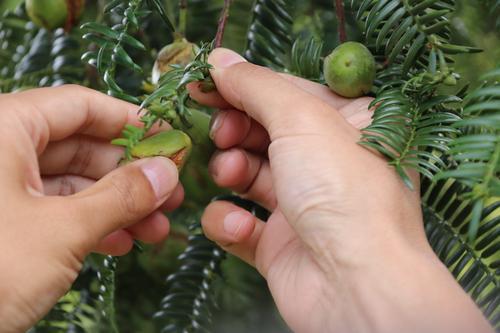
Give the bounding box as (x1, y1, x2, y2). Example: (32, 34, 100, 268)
(130, 130, 192, 171)
(151, 39, 198, 84)
(26, 0, 85, 31)
(323, 42, 376, 98)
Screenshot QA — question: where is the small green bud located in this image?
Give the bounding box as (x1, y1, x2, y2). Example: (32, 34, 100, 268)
(323, 42, 376, 98)
(131, 130, 192, 170)
(152, 39, 198, 84)
(443, 74, 457, 86)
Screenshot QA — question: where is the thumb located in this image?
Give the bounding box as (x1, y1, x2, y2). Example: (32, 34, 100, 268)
(71, 156, 178, 240)
(208, 48, 351, 140)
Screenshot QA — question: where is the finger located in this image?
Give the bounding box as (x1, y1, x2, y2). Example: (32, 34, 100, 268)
(187, 82, 232, 109)
(189, 68, 356, 112)
(210, 109, 270, 153)
(207, 48, 355, 141)
(279, 73, 353, 110)
(126, 211, 170, 244)
(68, 157, 178, 244)
(94, 229, 134, 256)
(2, 85, 142, 154)
(159, 183, 184, 212)
(40, 120, 175, 178)
(39, 136, 123, 179)
(202, 201, 265, 266)
(43, 175, 94, 196)
(338, 96, 375, 129)
(209, 149, 276, 210)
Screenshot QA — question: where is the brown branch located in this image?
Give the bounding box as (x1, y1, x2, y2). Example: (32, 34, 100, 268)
(214, 0, 232, 48)
(335, 0, 347, 43)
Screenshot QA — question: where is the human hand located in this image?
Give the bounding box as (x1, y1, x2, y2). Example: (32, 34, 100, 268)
(0, 86, 184, 332)
(190, 49, 493, 333)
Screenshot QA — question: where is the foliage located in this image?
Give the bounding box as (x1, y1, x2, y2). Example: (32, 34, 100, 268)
(244, 0, 293, 70)
(0, 0, 498, 332)
(0, 7, 84, 92)
(436, 69, 500, 241)
(422, 175, 499, 329)
(290, 37, 323, 81)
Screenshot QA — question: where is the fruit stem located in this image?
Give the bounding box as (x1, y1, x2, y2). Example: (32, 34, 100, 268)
(214, 0, 232, 48)
(178, 0, 187, 38)
(335, 0, 347, 43)
(64, 0, 83, 32)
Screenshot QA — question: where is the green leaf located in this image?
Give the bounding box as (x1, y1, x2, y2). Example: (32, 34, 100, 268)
(146, 0, 175, 32)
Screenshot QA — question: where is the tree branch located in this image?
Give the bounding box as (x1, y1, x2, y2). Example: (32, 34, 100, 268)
(178, 0, 187, 37)
(335, 0, 347, 43)
(214, 0, 232, 48)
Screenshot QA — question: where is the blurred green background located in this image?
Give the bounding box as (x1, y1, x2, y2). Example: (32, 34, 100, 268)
(2, 0, 497, 84)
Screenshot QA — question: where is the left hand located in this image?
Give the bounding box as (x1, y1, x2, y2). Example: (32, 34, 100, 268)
(0, 85, 184, 332)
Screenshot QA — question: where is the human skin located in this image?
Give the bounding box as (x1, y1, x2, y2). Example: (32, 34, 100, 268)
(188, 48, 494, 333)
(0, 86, 183, 332)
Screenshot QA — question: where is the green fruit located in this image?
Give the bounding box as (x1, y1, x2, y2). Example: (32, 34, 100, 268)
(152, 39, 197, 84)
(323, 41, 376, 98)
(130, 130, 192, 170)
(26, 0, 84, 30)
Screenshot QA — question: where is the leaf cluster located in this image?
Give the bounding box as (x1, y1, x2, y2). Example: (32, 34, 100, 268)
(436, 68, 500, 240)
(422, 175, 499, 328)
(244, 0, 293, 70)
(0, 5, 84, 92)
(112, 42, 213, 161)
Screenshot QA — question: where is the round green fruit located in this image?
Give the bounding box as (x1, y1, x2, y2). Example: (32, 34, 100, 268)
(323, 41, 376, 98)
(26, 0, 84, 30)
(152, 39, 197, 84)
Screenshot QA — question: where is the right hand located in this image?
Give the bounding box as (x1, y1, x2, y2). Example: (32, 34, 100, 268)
(189, 48, 493, 333)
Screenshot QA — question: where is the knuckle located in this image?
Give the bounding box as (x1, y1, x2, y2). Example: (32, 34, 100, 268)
(67, 136, 94, 175)
(59, 84, 86, 95)
(61, 84, 89, 93)
(233, 63, 272, 83)
(57, 175, 78, 196)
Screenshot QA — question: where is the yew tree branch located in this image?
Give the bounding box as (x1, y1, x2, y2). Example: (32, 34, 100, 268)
(178, 0, 188, 37)
(335, 0, 347, 43)
(214, 0, 232, 48)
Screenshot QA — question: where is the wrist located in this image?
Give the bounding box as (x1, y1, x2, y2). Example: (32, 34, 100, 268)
(331, 235, 493, 333)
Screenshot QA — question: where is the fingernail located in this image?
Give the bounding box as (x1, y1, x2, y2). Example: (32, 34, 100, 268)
(140, 157, 178, 201)
(209, 110, 226, 140)
(223, 211, 250, 237)
(209, 48, 246, 69)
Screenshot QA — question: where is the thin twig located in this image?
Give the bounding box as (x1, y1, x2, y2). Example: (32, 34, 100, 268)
(178, 0, 187, 37)
(214, 0, 232, 48)
(335, 0, 347, 43)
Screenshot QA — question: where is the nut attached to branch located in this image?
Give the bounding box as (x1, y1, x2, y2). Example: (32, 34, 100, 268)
(323, 42, 376, 98)
(130, 130, 192, 170)
(26, 0, 85, 31)
(151, 39, 198, 84)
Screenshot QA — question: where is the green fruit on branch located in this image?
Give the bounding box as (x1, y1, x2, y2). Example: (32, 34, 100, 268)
(130, 130, 192, 170)
(26, 0, 85, 31)
(151, 39, 198, 84)
(323, 41, 376, 98)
